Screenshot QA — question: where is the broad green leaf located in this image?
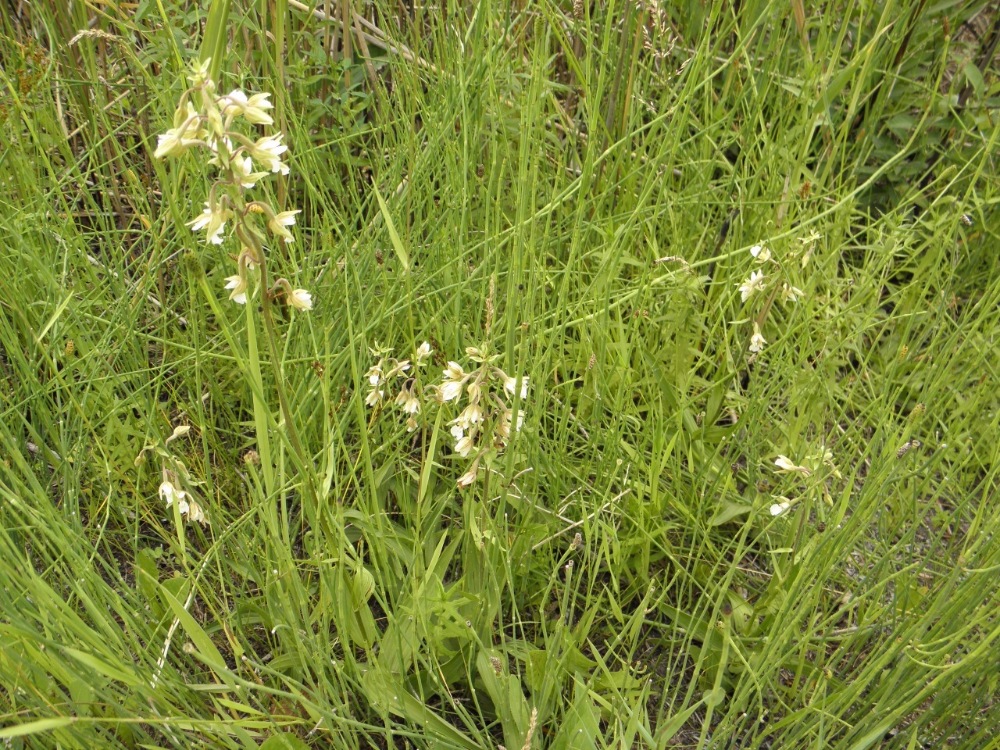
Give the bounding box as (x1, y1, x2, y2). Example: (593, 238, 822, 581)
(476, 650, 531, 748)
(702, 687, 726, 708)
(708, 500, 753, 526)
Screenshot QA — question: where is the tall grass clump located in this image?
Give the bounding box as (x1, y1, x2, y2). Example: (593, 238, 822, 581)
(1, 1, 998, 748)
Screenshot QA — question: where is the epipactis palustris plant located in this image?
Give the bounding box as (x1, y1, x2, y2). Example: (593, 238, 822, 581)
(154, 58, 311, 311)
(135, 425, 207, 526)
(364, 343, 528, 488)
(737, 234, 812, 360)
(152, 58, 320, 514)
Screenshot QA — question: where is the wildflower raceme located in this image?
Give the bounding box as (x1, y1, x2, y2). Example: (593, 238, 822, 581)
(737, 236, 812, 359)
(136, 428, 208, 526)
(153, 58, 311, 312)
(437, 345, 528, 487)
(364, 343, 433, 432)
(364, 342, 528, 487)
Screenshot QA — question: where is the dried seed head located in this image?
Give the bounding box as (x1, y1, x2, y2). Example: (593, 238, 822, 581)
(522, 707, 538, 750)
(485, 275, 496, 336)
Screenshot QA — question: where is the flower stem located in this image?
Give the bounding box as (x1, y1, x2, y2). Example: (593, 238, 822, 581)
(256, 253, 320, 511)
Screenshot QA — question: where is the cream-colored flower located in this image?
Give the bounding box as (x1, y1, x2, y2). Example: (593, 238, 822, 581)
(503, 375, 529, 400)
(386, 360, 411, 379)
(186, 499, 207, 524)
(750, 243, 771, 263)
(769, 498, 793, 516)
(457, 461, 479, 488)
(165, 425, 191, 445)
(366, 364, 383, 387)
(454, 434, 474, 457)
(459, 402, 483, 426)
(395, 386, 421, 414)
(230, 155, 263, 189)
(161, 479, 207, 524)
(224, 274, 248, 304)
(159, 480, 186, 509)
(466, 381, 482, 403)
(416, 341, 432, 363)
(810, 449, 842, 479)
(250, 134, 289, 174)
(496, 408, 525, 442)
(287, 288, 312, 312)
(781, 283, 805, 303)
(153, 130, 189, 161)
(749, 322, 766, 353)
(267, 209, 300, 244)
(405, 417, 419, 432)
(242, 92, 275, 125)
(154, 102, 203, 159)
(774, 455, 811, 476)
(365, 388, 383, 407)
(443, 361, 465, 381)
(440, 378, 465, 402)
(798, 231, 820, 269)
(219, 89, 274, 125)
(450, 417, 472, 436)
(738, 270, 766, 303)
(188, 201, 231, 245)
(799, 229, 821, 247)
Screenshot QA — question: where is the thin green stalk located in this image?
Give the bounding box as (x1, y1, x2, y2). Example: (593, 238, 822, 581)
(257, 254, 320, 511)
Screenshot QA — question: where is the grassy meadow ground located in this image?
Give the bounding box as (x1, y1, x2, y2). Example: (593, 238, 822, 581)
(1, 1, 999, 748)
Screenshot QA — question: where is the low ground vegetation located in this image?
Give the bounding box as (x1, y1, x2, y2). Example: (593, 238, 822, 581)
(1, 1, 998, 748)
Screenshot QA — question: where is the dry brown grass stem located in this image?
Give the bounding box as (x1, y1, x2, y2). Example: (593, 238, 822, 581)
(287, 0, 440, 75)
